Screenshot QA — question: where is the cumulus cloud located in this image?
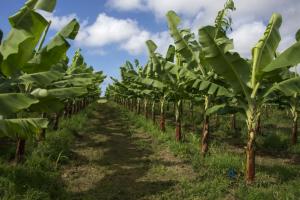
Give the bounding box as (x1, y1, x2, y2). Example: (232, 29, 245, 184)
(106, 0, 300, 55)
(106, 0, 146, 11)
(39, 11, 80, 31)
(75, 13, 172, 56)
(229, 21, 265, 57)
(76, 13, 141, 47)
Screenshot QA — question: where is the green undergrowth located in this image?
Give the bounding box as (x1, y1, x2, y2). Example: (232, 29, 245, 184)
(0, 103, 96, 200)
(116, 103, 300, 200)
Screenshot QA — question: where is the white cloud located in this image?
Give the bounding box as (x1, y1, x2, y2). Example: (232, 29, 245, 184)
(75, 13, 172, 56)
(106, 0, 300, 55)
(39, 11, 79, 31)
(229, 21, 265, 57)
(106, 0, 146, 11)
(120, 31, 150, 55)
(76, 13, 141, 47)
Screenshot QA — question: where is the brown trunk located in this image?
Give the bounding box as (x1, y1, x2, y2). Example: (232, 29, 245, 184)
(231, 114, 236, 131)
(201, 116, 209, 156)
(53, 113, 60, 131)
(39, 113, 46, 141)
(160, 113, 166, 132)
(246, 129, 255, 184)
(152, 111, 155, 124)
(175, 121, 182, 142)
(255, 116, 261, 134)
(39, 129, 46, 141)
(137, 101, 141, 114)
(15, 139, 26, 163)
(151, 102, 155, 124)
(292, 119, 298, 145)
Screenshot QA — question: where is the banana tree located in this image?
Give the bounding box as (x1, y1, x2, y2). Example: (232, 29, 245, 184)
(199, 12, 300, 183)
(0, 0, 58, 162)
(166, 0, 235, 153)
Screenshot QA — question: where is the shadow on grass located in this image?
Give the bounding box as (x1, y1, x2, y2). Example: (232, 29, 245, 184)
(67, 103, 177, 200)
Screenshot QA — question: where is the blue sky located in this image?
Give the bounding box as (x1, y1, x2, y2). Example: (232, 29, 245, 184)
(1, 0, 300, 92)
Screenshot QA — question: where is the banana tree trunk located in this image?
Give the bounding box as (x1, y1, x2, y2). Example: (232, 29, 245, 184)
(137, 99, 141, 114)
(151, 101, 155, 124)
(190, 101, 195, 132)
(255, 116, 261, 134)
(201, 115, 209, 156)
(160, 98, 166, 132)
(175, 100, 182, 142)
(291, 99, 298, 145)
(201, 96, 210, 156)
(245, 108, 259, 184)
(53, 112, 60, 131)
(246, 128, 256, 184)
(292, 117, 298, 145)
(231, 114, 236, 131)
(15, 138, 26, 163)
(144, 99, 148, 119)
(39, 113, 47, 140)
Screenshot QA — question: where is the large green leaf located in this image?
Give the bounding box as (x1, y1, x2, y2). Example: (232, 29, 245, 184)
(199, 26, 250, 98)
(34, 0, 57, 12)
(251, 13, 282, 82)
(166, 11, 193, 60)
(264, 77, 300, 97)
(205, 104, 226, 116)
(263, 41, 300, 72)
(29, 98, 64, 113)
(58, 19, 80, 40)
(23, 19, 80, 73)
(146, 40, 161, 75)
(19, 70, 64, 87)
(31, 87, 88, 99)
(192, 79, 233, 97)
(52, 77, 94, 88)
(0, 93, 38, 115)
(0, 118, 48, 139)
(0, 7, 48, 76)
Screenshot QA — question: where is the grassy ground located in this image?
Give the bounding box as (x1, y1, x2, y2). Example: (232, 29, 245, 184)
(1, 101, 299, 199)
(0, 105, 92, 200)
(123, 102, 300, 200)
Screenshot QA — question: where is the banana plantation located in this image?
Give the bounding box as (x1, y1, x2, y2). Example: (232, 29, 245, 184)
(1, 0, 300, 199)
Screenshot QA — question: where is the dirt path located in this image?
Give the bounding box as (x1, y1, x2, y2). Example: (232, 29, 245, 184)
(62, 102, 196, 200)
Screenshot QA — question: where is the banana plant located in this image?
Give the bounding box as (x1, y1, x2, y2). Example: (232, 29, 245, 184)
(166, 0, 235, 153)
(0, 0, 57, 162)
(199, 11, 300, 183)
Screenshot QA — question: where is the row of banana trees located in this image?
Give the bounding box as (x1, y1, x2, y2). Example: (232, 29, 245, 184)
(106, 0, 300, 184)
(0, 0, 106, 163)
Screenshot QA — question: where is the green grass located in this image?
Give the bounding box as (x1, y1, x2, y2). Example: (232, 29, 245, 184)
(117, 102, 300, 200)
(0, 104, 95, 200)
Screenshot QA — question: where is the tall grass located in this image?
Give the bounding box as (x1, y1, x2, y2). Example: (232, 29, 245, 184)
(0, 104, 95, 200)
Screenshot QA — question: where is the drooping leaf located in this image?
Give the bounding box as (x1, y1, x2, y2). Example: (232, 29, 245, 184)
(205, 104, 226, 116)
(19, 70, 64, 87)
(31, 87, 88, 99)
(29, 98, 64, 113)
(0, 93, 38, 115)
(264, 77, 300, 97)
(0, 10, 48, 76)
(263, 41, 300, 72)
(22, 19, 80, 73)
(0, 118, 48, 139)
(251, 13, 282, 81)
(166, 11, 193, 60)
(199, 26, 250, 98)
(34, 0, 57, 12)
